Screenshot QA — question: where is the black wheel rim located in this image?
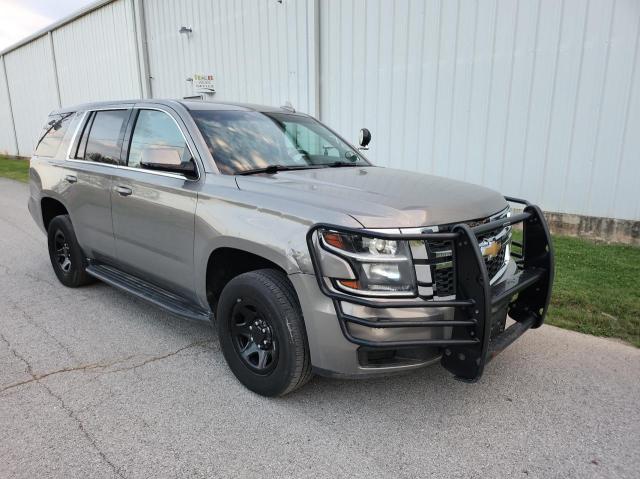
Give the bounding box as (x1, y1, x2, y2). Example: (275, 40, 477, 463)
(230, 299, 278, 374)
(54, 230, 72, 273)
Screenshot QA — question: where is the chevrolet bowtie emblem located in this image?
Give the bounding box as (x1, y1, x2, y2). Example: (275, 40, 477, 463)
(481, 240, 501, 259)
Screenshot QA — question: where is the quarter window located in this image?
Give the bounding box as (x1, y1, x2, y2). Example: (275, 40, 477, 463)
(83, 110, 129, 165)
(35, 113, 74, 158)
(127, 110, 190, 169)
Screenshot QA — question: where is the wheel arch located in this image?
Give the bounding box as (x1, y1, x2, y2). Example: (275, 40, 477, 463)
(41, 196, 70, 231)
(204, 244, 294, 311)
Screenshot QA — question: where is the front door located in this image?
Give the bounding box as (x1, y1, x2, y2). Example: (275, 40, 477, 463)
(110, 107, 199, 300)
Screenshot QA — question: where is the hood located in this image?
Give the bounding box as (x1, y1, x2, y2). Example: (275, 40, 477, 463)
(235, 166, 508, 228)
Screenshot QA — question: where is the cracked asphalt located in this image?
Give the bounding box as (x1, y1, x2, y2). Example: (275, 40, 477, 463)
(1, 177, 639, 478)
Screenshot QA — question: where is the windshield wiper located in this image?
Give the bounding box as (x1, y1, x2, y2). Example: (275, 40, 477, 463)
(326, 161, 361, 168)
(236, 165, 320, 176)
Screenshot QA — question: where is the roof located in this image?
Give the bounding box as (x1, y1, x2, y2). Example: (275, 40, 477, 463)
(51, 99, 302, 115)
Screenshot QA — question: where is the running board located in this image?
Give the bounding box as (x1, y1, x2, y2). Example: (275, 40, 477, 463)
(86, 262, 213, 323)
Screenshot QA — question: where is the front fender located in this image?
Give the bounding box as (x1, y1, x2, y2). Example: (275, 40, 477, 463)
(192, 176, 362, 309)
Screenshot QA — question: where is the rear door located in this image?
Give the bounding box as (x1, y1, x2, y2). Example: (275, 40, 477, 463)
(110, 105, 199, 300)
(62, 107, 132, 262)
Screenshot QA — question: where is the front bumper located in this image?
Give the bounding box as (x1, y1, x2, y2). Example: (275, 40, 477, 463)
(303, 197, 555, 381)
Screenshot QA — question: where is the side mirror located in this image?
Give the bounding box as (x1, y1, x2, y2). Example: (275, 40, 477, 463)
(140, 148, 197, 179)
(358, 128, 371, 150)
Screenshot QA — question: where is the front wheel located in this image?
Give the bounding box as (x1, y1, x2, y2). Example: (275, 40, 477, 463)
(47, 215, 94, 287)
(216, 269, 312, 396)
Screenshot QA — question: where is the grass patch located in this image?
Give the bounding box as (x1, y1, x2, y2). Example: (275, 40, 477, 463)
(0, 156, 29, 183)
(515, 231, 639, 347)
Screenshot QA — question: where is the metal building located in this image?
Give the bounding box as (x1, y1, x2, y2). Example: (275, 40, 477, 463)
(1, 0, 638, 226)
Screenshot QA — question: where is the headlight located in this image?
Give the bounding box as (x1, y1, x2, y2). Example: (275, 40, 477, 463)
(319, 230, 416, 297)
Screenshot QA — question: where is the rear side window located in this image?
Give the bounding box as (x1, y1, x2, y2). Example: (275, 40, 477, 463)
(35, 113, 74, 158)
(83, 110, 129, 165)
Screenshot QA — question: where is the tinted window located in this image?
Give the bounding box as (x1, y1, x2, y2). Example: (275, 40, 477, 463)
(35, 113, 74, 158)
(74, 112, 94, 160)
(127, 110, 190, 169)
(84, 110, 129, 165)
(191, 111, 368, 174)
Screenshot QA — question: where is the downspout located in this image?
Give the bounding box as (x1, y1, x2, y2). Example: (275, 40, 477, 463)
(48, 32, 62, 108)
(309, 0, 321, 119)
(132, 0, 152, 98)
(1, 55, 20, 156)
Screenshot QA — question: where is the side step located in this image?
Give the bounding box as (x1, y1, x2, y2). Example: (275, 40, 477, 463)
(86, 262, 213, 323)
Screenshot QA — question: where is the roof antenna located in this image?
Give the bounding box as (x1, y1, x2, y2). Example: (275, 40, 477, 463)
(281, 101, 295, 113)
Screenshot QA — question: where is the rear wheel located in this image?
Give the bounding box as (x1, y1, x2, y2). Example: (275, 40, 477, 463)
(216, 269, 312, 396)
(47, 215, 94, 287)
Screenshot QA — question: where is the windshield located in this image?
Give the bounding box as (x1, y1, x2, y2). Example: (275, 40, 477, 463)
(191, 110, 370, 174)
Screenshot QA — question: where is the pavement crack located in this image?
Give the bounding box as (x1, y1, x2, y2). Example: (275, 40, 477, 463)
(0, 331, 126, 476)
(7, 298, 79, 361)
(101, 340, 213, 375)
(0, 340, 213, 394)
(0, 331, 35, 376)
(39, 381, 127, 479)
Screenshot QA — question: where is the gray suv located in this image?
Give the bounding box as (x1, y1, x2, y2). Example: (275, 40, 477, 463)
(28, 100, 554, 396)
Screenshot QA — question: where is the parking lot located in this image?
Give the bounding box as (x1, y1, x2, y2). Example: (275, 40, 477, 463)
(1, 177, 638, 478)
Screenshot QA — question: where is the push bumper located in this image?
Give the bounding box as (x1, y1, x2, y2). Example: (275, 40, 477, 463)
(304, 197, 554, 382)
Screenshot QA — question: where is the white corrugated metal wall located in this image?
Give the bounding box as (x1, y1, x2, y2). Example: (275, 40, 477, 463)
(3, 35, 59, 156)
(143, 0, 315, 113)
(0, 57, 17, 156)
(0, 0, 140, 156)
(0, 0, 638, 221)
(52, 0, 141, 105)
(320, 0, 640, 221)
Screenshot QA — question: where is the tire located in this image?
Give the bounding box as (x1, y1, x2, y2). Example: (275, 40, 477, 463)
(216, 269, 313, 396)
(47, 215, 94, 287)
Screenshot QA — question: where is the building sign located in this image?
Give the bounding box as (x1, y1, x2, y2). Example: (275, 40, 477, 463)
(193, 74, 215, 92)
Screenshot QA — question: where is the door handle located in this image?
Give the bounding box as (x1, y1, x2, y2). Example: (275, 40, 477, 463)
(64, 175, 77, 184)
(115, 185, 132, 197)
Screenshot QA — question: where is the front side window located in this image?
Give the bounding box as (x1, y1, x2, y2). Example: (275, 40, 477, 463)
(191, 110, 369, 175)
(83, 110, 129, 165)
(35, 113, 74, 158)
(127, 110, 190, 169)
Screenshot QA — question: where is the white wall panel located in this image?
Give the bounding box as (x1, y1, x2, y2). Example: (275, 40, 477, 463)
(319, 0, 640, 221)
(143, 0, 315, 114)
(0, 0, 638, 221)
(4, 35, 59, 156)
(52, 0, 141, 105)
(0, 58, 17, 156)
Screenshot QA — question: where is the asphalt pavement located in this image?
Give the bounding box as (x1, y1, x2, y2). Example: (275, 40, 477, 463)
(1, 177, 638, 478)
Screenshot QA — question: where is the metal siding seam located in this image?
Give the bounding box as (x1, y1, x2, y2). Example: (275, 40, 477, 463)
(610, 7, 640, 219)
(540, 0, 566, 210)
(445, 0, 461, 178)
(497, 0, 520, 191)
(585, 0, 616, 216)
(517, 0, 542, 196)
(462, 0, 480, 181)
(429, 0, 444, 174)
(559, 0, 590, 214)
(480, 0, 499, 185)
(1, 55, 19, 156)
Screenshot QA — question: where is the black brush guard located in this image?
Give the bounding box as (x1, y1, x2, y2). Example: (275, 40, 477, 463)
(306, 197, 554, 382)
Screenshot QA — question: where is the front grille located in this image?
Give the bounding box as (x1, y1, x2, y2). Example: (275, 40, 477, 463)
(424, 238, 456, 297)
(422, 209, 510, 298)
